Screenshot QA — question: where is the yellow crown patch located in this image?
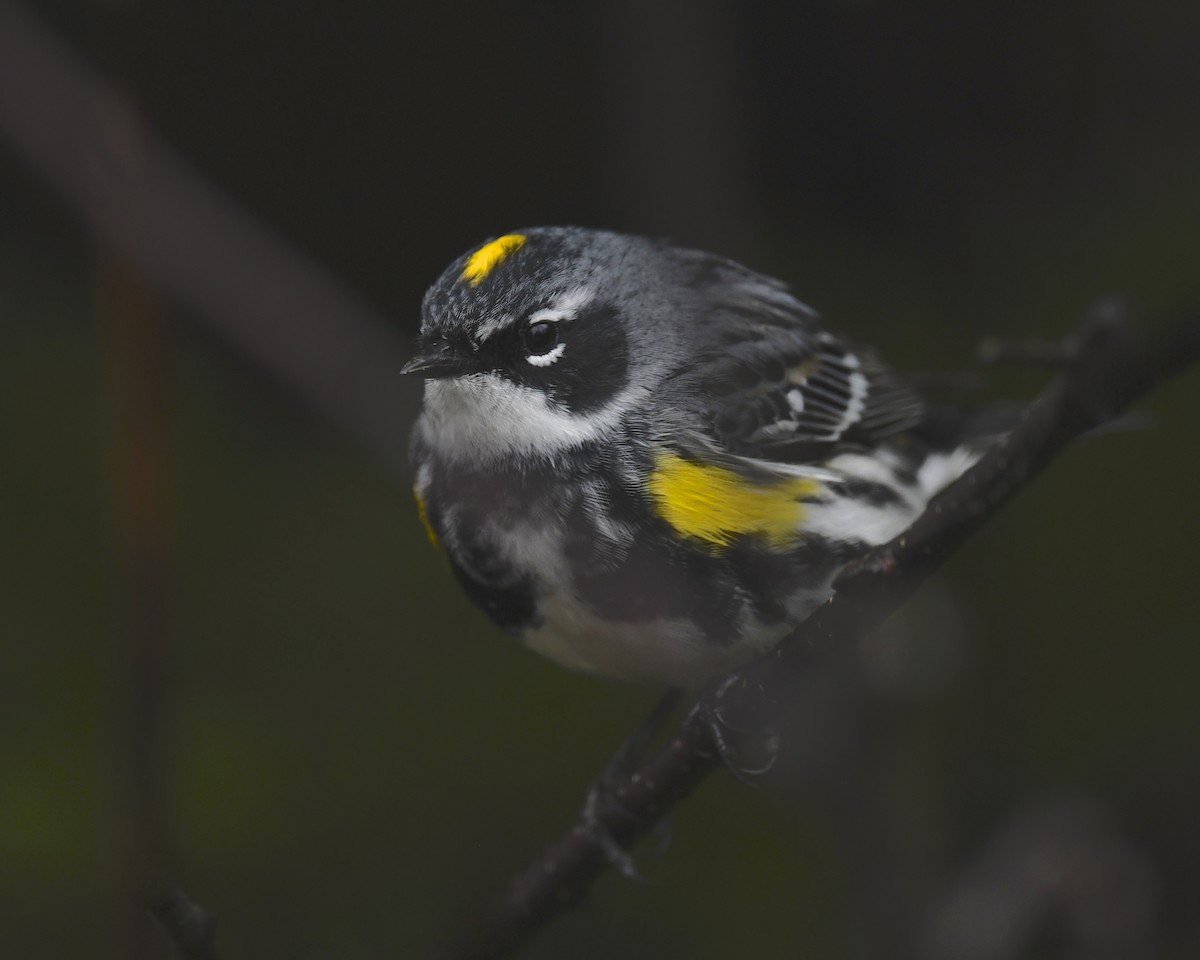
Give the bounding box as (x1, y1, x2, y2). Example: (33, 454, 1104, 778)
(460, 234, 526, 286)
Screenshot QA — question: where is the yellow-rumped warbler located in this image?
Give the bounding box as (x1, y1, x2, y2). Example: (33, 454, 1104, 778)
(404, 228, 988, 688)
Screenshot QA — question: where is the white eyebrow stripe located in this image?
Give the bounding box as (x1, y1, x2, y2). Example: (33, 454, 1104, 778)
(473, 313, 516, 342)
(472, 286, 595, 343)
(528, 286, 594, 324)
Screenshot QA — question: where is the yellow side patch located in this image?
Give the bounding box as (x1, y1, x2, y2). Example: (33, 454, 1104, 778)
(460, 234, 526, 286)
(413, 487, 443, 554)
(646, 451, 820, 549)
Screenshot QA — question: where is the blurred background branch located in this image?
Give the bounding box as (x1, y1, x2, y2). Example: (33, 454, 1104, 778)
(151, 884, 220, 960)
(921, 795, 1159, 960)
(0, 0, 410, 476)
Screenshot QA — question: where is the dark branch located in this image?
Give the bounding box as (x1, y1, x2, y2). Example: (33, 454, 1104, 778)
(445, 296, 1200, 960)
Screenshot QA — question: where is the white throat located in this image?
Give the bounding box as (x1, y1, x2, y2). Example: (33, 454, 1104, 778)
(418, 374, 640, 465)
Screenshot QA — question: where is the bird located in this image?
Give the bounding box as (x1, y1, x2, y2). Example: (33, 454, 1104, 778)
(403, 228, 992, 690)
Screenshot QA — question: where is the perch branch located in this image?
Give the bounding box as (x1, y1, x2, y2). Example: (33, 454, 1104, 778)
(445, 296, 1200, 959)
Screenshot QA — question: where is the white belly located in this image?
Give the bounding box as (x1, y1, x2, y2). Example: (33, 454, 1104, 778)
(520, 592, 787, 688)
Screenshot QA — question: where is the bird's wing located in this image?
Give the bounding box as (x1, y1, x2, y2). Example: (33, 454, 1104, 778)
(681, 291, 926, 464)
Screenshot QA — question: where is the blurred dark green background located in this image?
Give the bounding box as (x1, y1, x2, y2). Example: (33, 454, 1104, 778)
(2, 1, 1199, 958)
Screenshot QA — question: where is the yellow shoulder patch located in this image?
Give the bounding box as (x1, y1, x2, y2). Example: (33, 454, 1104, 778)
(460, 234, 526, 286)
(413, 487, 443, 554)
(646, 451, 820, 550)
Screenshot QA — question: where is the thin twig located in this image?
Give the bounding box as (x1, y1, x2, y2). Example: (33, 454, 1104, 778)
(445, 296, 1200, 959)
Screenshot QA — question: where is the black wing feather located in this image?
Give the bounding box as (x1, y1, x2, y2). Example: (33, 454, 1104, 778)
(689, 290, 926, 464)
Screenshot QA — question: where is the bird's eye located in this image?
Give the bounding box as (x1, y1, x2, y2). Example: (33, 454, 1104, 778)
(522, 320, 559, 356)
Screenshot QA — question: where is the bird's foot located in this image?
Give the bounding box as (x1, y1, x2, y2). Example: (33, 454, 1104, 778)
(689, 674, 780, 785)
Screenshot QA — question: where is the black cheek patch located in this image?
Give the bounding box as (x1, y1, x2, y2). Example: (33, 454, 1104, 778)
(560, 304, 629, 413)
(507, 303, 630, 414)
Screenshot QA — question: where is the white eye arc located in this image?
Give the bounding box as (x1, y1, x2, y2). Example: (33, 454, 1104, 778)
(522, 315, 560, 355)
(526, 342, 566, 367)
(517, 285, 594, 368)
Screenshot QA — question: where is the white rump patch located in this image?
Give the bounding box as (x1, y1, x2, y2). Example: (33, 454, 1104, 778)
(804, 495, 919, 547)
(825, 450, 909, 488)
(803, 445, 983, 546)
(916, 447, 981, 497)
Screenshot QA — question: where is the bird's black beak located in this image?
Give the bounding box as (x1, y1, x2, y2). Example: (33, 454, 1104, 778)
(400, 339, 481, 379)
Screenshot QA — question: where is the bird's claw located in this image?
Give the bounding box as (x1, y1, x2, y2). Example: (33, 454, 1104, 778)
(690, 675, 780, 785)
(580, 778, 648, 883)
